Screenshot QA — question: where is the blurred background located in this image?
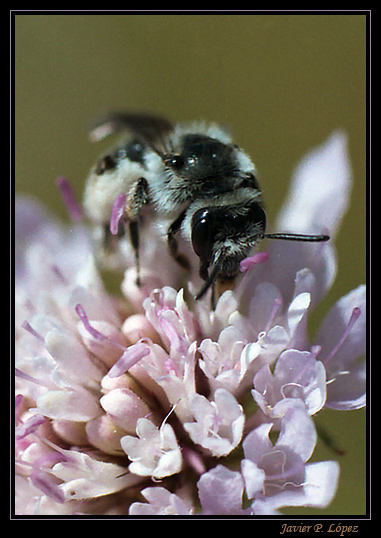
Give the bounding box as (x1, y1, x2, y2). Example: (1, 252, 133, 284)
(14, 14, 367, 515)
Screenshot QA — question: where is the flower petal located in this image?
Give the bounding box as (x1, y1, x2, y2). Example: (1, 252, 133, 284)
(253, 349, 326, 416)
(51, 449, 140, 500)
(241, 458, 266, 499)
(315, 285, 366, 409)
(121, 418, 182, 479)
(129, 487, 193, 515)
(197, 465, 249, 515)
(275, 399, 317, 462)
(36, 388, 100, 422)
(184, 389, 244, 457)
(276, 131, 352, 238)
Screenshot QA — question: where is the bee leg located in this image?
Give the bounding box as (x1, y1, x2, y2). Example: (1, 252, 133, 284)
(103, 220, 125, 252)
(126, 177, 150, 286)
(198, 258, 209, 281)
(126, 177, 150, 218)
(166, 210, 191, 270)
(211, 283, 217, 311)
(103, 223, 111, 250)
(195, 257, 223, 310)
(129, 220, 141, 286)
(199, 260, 216, 309)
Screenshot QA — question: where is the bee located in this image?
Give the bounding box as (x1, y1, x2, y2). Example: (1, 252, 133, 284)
(83, 112, 329, 301)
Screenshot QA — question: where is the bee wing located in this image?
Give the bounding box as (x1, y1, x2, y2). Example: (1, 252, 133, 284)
(88, 111, 174, 154)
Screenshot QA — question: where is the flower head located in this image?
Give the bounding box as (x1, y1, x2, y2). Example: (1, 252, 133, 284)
(15, 132, 365, 515)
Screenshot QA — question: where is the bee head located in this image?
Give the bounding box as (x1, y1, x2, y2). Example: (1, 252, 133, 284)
(191, 202, 266, 299)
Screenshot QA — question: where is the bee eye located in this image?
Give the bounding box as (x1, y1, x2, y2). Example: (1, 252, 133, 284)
(95, 154, 117, 175)
(191, 209, 215, 261)
(165, 154, 185, 169)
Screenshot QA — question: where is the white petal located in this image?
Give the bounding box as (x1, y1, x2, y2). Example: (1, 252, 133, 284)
(130, 487, 193, 515)
(302, 461, 340, 507)
(100, 388, 150, 432)
(250, 460, 340, 513)
(274, 350, 327, 414)
(51, 449, 140, 500)
(153, 447, 182, 479)
(242, 423, 273, 463)
(287, 292, 310, 332)
(45, 329, 102, 387)
(197, 465, 248, 515)
(136, 417, 159, 440)
(36, 388, 100, 421)
(275, 400, 317, 462)
(241, 458, 266, 499)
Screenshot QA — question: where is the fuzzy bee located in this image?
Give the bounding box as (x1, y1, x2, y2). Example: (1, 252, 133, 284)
(83, 112, 329, 301)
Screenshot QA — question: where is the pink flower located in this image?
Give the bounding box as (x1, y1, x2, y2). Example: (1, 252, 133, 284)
(14, 132, 365, 515)
(241, 400, 340, 515)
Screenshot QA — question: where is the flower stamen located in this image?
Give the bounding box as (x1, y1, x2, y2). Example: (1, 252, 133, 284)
(15, 367, 52, 389)
(56, 176, 83, 222)
(75, 303, 126, 352)
(321, 307, 361, 366)
(108, 341, 151, 378)
(264, 297, 282, 334)
(21, 320, 45, 342)
(110, 193, 127, 235)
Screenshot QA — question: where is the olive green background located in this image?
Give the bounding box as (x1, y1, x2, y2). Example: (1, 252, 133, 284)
(14, 13, 367, 515)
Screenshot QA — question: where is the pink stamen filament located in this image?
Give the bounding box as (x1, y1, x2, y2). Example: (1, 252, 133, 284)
(56, 176, 83, 222)
(236, 252, 269, 303)
(15, 367, 52, 389)
(75, 303, 151, 377)
(108, 343, 151, 378)
(110, 193, 126, 235)
(15, 394, 24, 422)
(21, 320, 44, 342)
(240, 251, 269, 273)
(15, 414, 46, 440)
(75, 303, 126, 352)
(30, 470, 65, 504)
(321, 307, 361, 366)
(264, 297, 282, 334)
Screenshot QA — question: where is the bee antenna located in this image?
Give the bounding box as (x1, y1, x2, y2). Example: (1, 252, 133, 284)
(262, 232, 330, 243)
